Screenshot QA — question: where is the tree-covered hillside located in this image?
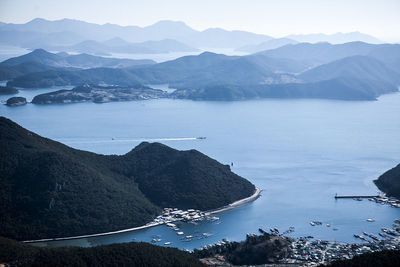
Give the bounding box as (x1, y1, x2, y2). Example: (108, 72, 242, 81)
(0, 237, 204, 267)
(374, 164, 400, 198)
(0, 117, 255, 240)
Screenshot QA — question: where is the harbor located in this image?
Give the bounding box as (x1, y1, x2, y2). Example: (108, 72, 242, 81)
(199, 217, 400, 266)
(335, 193, 400, 208)
(24, 188, 261, 245)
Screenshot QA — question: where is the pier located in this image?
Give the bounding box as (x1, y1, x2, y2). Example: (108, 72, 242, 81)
(334, 194, 379, 199)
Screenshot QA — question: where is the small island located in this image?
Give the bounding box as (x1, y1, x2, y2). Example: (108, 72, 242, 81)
(6, 96, 27, 106)
(32, 84, 168, 104)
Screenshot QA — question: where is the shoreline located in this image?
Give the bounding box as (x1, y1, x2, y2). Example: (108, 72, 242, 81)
(23, 187, 262, 244)
(207, 187, 262, 215)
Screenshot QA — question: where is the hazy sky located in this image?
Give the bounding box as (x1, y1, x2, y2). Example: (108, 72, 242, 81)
(0, 0, 399, 41)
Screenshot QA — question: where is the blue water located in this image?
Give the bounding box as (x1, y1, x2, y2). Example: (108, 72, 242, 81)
(1, 90, 400, 250)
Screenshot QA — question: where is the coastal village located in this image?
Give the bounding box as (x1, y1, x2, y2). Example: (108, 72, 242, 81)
(144, 188, 262, 245)
(197, 194, 400, 266)
(198, 216, 400, 266)
(120, 190, 400, 265)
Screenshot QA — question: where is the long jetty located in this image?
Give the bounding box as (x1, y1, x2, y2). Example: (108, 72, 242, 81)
(334, 194, 379, 199)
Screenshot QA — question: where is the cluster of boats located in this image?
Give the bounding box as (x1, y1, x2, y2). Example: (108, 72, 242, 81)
(353, 219, 400, 243)
(368, 195, 400, 208)
(153, 216, 218, 246)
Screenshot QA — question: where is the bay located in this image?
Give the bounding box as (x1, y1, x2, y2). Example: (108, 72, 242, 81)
(1, 90, 400, 250)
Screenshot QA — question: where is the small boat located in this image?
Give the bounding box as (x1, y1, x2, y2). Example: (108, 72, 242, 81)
(186, 235, 193, 239)
(326, 223, 331, 227)
(177, 231, 184, 235)
(197, 137, 206, 140)
(310, 222, 316, 226)
(368, 234, 380, 241)
(386, 229, 399, 236)
(164, 242, 172, 245)
(367, 218, 375, 222)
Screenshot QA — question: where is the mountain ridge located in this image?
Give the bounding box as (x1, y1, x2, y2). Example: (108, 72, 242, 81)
(0, 18, 383, 48)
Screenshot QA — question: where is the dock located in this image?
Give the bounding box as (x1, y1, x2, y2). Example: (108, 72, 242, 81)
(334, 194, 379, 199)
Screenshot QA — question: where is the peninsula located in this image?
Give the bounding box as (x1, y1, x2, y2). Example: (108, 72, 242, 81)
(0, 117, 255, 241)
(32, 84, 167, 104)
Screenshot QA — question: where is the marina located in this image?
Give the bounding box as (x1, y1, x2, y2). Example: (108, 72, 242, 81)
(202, 218, 400, 265)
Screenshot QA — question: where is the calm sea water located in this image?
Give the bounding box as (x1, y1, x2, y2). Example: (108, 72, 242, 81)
(1, 89, 400, 250)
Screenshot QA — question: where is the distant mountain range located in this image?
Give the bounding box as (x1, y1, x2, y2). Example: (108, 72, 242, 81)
(31, 38, 199, 56)
(0, 49, 154, 80)
(2, 41, 399, 101)
(286, 32, 382, 44)
(1, 48, 155, 68)
(0, 18, 383, 52)
(235, 38, 298, 53)
(0, 117, 255, 240)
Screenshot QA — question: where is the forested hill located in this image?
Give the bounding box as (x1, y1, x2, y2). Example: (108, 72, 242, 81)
(0, 117, 255, 240)
(374, 164, 400, 198)
(0, 237, 204, 267)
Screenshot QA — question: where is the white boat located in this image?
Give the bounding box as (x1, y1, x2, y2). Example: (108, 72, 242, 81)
(164, 242, 171, 245)
(367, 218, 375, 222)
(177, 231, 184, 235)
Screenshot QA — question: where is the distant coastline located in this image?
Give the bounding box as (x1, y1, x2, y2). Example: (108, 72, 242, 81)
(23, 187, 261, 244)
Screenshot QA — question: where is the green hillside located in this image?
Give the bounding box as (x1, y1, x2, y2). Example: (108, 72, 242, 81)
(374, 164, 400, 198)
(0, 117, 255, 240)
(0, 237, 204, 267)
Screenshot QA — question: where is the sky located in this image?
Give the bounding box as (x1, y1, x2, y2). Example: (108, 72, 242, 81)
(0, 0, 399, 42)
